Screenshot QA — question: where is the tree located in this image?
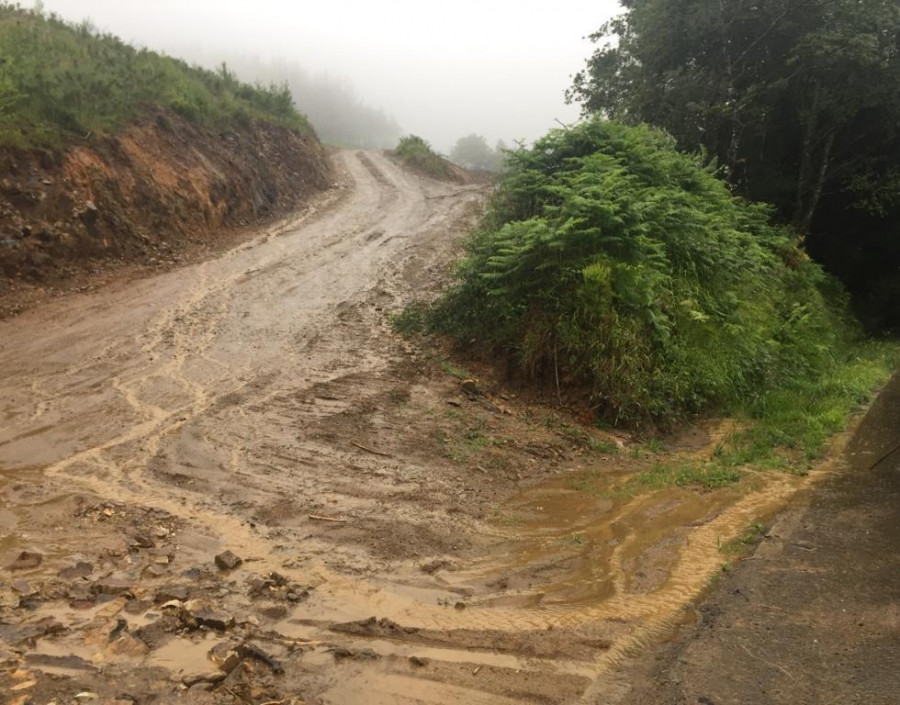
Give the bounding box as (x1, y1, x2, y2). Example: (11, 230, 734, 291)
(568, 0, 900, 329)
(450, 133, 503, 171)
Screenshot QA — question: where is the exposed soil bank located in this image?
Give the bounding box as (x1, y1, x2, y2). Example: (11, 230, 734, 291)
(620, 372, 900, 705)
(0, 110, 331, 315)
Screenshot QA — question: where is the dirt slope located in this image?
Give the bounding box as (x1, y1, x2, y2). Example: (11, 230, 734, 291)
(0, 151, 894, 705)
(0, 110, 330, 314)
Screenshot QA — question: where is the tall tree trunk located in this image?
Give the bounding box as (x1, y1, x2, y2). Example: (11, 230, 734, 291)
(793, 83, 821, 232)
(798, 130, 836, 234)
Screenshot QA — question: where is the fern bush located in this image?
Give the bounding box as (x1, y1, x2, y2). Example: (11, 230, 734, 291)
(427, 119, 848, 425)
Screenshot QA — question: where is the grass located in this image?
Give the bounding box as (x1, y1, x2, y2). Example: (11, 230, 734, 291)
(543, 414, 621, 455)
(719, 523, 768, 555)
(394, 135, 453, 179)
(722, 342, 900, 469)
(0, 4, 312, 147)
(630, 461, 743, 491)
(440, 359, 471, 380)
(613, 340, 899, 494)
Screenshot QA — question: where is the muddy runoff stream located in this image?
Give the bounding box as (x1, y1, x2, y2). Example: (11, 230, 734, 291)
(0, 150, 862, 704)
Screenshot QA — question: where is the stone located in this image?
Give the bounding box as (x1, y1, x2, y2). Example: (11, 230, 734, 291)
(214, 550, 242, 571)
(107, 634, 150, 658)
(58, 561, 93, 580)
(259, 604, 288, 620)
(155, 584, 190, 603)
(91, 577, 133, 596)
(182, 672, 226, 687)
(8, 551, 42, 571)
(143, 565, 167, 578)
(130, 534, 156, 549)
(218, 651, 242, 674)
(460, 379, 480, 396)
(185, 600, 234, 631)
(11, 579, 32, 595)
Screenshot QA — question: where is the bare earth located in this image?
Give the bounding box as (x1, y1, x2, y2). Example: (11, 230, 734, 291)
(619, 373, 900, 705)
(1, 150, 895, 705)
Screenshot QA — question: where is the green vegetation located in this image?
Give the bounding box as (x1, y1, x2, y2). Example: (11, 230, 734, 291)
(616, 341, 899, 492)
(394, 135, 452, 179)
(0, 4, 312, 146)
(420, 119, 855, 427)
(631, 461, 743, 492)
(719, 523, 768, 556)
(569, 0, 900, 331)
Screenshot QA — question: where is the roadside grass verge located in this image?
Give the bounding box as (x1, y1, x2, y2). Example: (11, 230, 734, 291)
(620, 340, 899, 493)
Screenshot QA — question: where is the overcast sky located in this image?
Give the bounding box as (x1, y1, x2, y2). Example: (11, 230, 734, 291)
(39, 0, 622, 151)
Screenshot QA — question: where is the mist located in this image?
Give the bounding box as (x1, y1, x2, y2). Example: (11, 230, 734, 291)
(38, 0, 621, 152)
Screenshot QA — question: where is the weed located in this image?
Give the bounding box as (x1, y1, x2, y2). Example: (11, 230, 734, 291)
(440, 360, 471, 380)
(390, 305, 427, 335)
(720, 523, 768, 555)
(631, 461, 742, 491)
(568, 470, 600, 494)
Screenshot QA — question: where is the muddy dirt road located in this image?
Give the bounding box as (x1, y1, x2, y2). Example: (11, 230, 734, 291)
(0, 150, 885, 705)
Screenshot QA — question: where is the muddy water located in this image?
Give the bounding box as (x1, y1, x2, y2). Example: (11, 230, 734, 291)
(0, 149, 886, 704)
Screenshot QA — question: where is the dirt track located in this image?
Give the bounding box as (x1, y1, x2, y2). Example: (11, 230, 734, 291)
(0, 151, 890, 705)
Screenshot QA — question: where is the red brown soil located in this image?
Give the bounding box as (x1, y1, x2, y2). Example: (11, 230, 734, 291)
(0, 110, 331, 317)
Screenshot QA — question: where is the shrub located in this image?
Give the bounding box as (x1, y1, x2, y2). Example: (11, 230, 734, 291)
(425, 119, 852, 426)
(394, 135, 452, 179)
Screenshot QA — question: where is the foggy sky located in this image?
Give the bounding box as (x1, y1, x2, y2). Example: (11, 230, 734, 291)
(39, 1, 621, 151)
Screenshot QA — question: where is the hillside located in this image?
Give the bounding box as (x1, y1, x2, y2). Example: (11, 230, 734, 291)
(0, 5, 331, 308)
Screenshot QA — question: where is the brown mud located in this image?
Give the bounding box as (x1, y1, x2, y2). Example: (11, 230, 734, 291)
(618, 373, 900, 705)
(0, 150, 891, 704)
(0, 109, 331, 318)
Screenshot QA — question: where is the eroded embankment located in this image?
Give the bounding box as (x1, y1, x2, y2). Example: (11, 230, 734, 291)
(0, 110, 331, 311)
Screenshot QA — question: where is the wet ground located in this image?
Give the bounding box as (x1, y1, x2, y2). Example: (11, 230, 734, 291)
(1, 151, 894, 704)
(619, 372, 900, 705)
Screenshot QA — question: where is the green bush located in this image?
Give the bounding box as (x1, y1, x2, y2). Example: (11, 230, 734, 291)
(0, 4, 313, 146)
(424, 119, 854, 426)
(394, 135, 452, 179)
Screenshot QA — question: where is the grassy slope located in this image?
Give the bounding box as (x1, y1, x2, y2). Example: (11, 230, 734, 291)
(0, 4, 312, 147)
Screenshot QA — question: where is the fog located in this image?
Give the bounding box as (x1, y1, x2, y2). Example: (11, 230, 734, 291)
(38, 0, 621, 151)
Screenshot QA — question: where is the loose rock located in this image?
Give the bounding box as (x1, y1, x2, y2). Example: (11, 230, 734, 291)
(8, 551, 42, 571)
(91, 577, 133, 596)
(155, 584, 190, 603)
(214, 550, 243, 571)
(184, 600, 234, 631)
(58, 561, 93, 580)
